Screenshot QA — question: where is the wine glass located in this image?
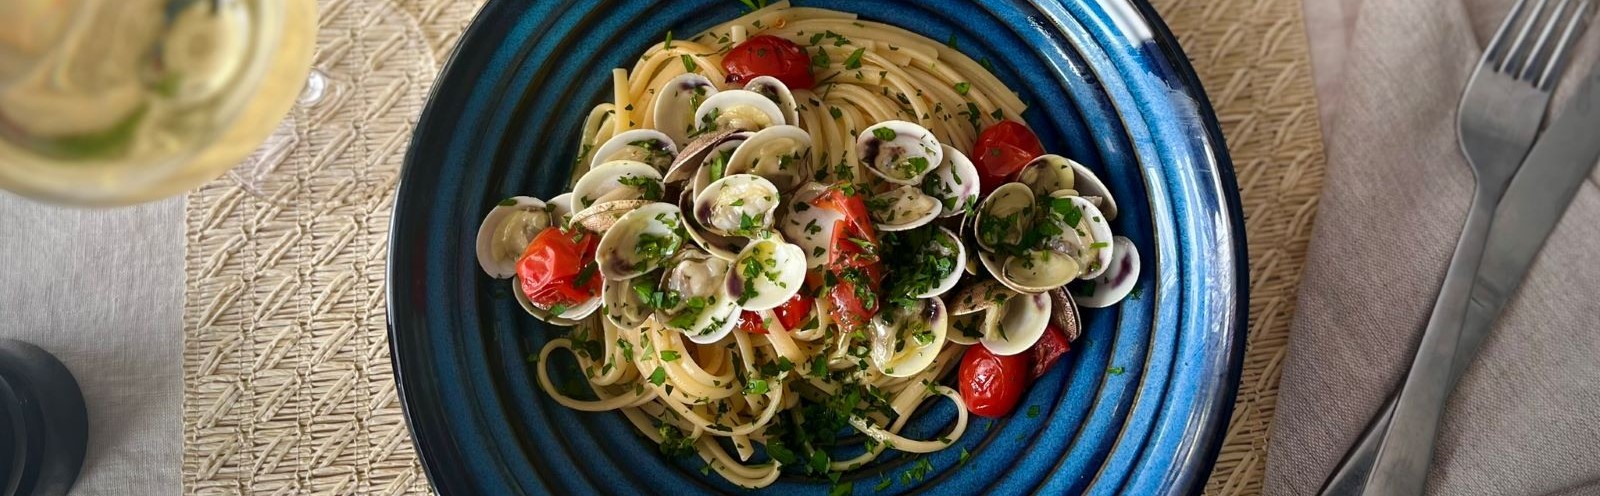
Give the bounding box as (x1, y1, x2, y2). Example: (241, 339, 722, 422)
(0, 0, 317, 206)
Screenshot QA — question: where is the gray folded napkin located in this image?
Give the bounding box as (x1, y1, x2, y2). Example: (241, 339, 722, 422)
(1265, 0, 1600, 494)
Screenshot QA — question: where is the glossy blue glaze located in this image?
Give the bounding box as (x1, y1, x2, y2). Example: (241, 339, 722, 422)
(387, 1, 1247, 494)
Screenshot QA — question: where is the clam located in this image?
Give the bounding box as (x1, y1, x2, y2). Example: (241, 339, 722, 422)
(857, 120, 943, 185)
(916, 226, 966, 298)
(693, 89, 785, 135)
(571, 160, 665, 211)
(972, 183, 1036, 253)
(677, 188, 746, 260)
(924, 145, 981, 218)
(946, 280, 1013, 345)
(594, 202, 684, 281)
(653, 73, 719, 146)
(778, 182, 841, 268)
(512, 276, 600, 325)
(726, 125, 812, 193)
(655, 249, 741, 343)
(943, 279, 1050, 355)
(1075, 236, 1140, 308)
(691, 137, 747, 198)
(1066, 159, 1118, 221)
(725, 236, 807, 311)
(1016, 154, 1077, 198)
(664, 129, 741, 186)
(1047, 288, 1084, 343)
(742, 76, 800, 126)
(476, 196, 552, 279)
(692, 174, 780, 239)
(590, 129, 678, 173)
(549, 192, 575, 229)
(603, 276, 655, 330)
(866, 184, 941, 232)
(569, 199, 653, 234)
(1050, 193, 1115, 280)
(973, 183, 1114, 293)
(868, 297, 949, 377)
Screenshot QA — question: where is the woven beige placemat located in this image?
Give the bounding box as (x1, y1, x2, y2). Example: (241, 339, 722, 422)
(179, 0, 1323, 494)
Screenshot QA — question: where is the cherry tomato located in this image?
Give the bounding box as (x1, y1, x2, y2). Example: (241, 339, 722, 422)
(721, 35, 815, 90)
(772, 293, 814, 330)
(810, 185, 883, 333)
(736, 311, 768, 334)
(972, 121, 1044, 195)
(958, 345, 1032, 418)
(1029, 323, 1072, 379)
(810, 185, 876, 244)
(516, 227, 601, 310)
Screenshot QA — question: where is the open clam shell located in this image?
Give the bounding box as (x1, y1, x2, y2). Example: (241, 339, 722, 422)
(916, 226, 967, 298)
(1075, 236, 1140, 308)
(677, 188, 745, 260)
(569, 199, 654, 234)
(594, 202, 684, 281)
(778, 182, 841, 268)
(743, 75, 800, 126)
(867, 184, 941, 232)
(1016, 154, 1077, 198)
(654, 73, 719, 147)
(1066, 159, 1118, 221)
(694, 89, 786, 135)
(590, 129, 678, 173)
(1055, 194, 1114, 280)
(1047, 287, 1084, 343)
(512, 275, 599, 325)
(603, 276, 655, 330)
(857, 120, 944, 186)
(726, 124, 812, 193)
(549, 192, 575, 229)
(476, 196, 551, 279)
(691, 137, 747, 199)
(571, 160, 665, 212)
(654, 249, 741, 344)
(664, 129, 741, 186)
(869, 297, 949, 377)
(973, 182, 1035, 252)
(692, 174, 781, 239)
(978, 290, 1051, 356)
(725, 236, 806, 311)
(926, 145, 981, 218)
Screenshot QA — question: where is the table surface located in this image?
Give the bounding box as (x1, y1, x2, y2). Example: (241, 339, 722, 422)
(0, 0, 1328, 494)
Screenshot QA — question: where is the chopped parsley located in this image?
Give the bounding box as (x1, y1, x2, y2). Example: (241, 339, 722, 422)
(871, 127, 897, 141)
(681, 54, 698, 72)
(954, 81, 971, 95)
(843, 47, 866, 69)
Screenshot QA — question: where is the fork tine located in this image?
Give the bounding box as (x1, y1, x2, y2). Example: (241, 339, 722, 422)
(1500, 0, 1554, 74)
(1536, 0, 1594, 88)
(1488, 0, 1536, 67)
(1518, 0, 1574, 80)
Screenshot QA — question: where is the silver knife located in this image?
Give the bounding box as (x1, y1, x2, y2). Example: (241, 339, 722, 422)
(1332, 59, 1600, 495)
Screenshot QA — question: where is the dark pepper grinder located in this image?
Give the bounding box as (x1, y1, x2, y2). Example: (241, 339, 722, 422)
(0, 340, 86, 496)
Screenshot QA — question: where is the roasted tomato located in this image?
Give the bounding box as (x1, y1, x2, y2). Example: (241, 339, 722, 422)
(516, 227, 601, 311)
(971, 121, 1044, 194)
(811, 185, 876, 244)
(811, 185, 883, 333)
(958, 345, 1032, 418)
(772, 293, 814, 330)
(1029, 323, 1072, 379)
(737, 311, 767, 334)
(721, 35, 815, 89)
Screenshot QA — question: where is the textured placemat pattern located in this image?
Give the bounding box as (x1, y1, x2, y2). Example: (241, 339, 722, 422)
(179, 0, 1323, 494)
(1146, 0, 1329, 494)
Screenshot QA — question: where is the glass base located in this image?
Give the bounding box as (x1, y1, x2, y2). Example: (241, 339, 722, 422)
(0, 340, 87, 496)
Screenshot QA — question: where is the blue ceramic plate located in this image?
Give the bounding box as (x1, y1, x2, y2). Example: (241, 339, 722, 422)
(388, 1, 1246, 494)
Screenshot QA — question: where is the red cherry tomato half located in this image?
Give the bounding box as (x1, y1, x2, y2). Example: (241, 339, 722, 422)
(958, 345, 1032, 418)
(772, 293, 814, 331)
(736, 311, 768, 335)
(1029, 323, 1071, 379)
(516, 227, 601, 310)
(721, 35, 815, 90)
(972, 121, 1044, 195)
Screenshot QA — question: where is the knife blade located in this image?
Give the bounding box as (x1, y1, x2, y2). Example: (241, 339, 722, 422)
(1322, 60, 1600, 496)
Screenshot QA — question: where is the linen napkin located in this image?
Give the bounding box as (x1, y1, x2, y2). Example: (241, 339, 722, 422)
(1264, 0, 1600, 494)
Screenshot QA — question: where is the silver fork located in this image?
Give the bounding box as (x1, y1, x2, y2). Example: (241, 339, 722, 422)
(1319, 0, 1594, 495)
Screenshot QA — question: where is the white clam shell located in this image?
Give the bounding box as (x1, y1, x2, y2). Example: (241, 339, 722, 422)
(694, 89, 786, 134)
(947, 314, 983, 345)
(677, 189, 745, 260)
(973, 182, 1035, 252)
(869, 297, 949, 377)
(868, 185, 942, 232)
(857, 120, 944, 186)
(603, 278, 653, 330)
(1076, 236, 1140, 308)
(512, 275, 600, 324)
(779, 182, 841, 269)
(692, 174, 781, 239)
(916, 226, 966, 298)
(743, 76, 800, 126)
(979, 290, 1051, 356)
(1016, 154, 1078, 198)
(726, 125, 812, 193)
(549, 192, 575, 229)
(594, 202, 683, 281)
(1063, 195, 1115, 280)
(725, 236, 806, 311)
(590, 129, 678, 173)
(927, 145, 981, 218)
(691, 137, 749, 199)
(476, 196, 550, 279)
(1066, 159, 1117, 221)
(655, 250, 740, 343)
(654, 73, 719, 147)
(571, 160, 664, 211)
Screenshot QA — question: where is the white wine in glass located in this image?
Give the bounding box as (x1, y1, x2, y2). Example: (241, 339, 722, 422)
(0, 0, 316, 206)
